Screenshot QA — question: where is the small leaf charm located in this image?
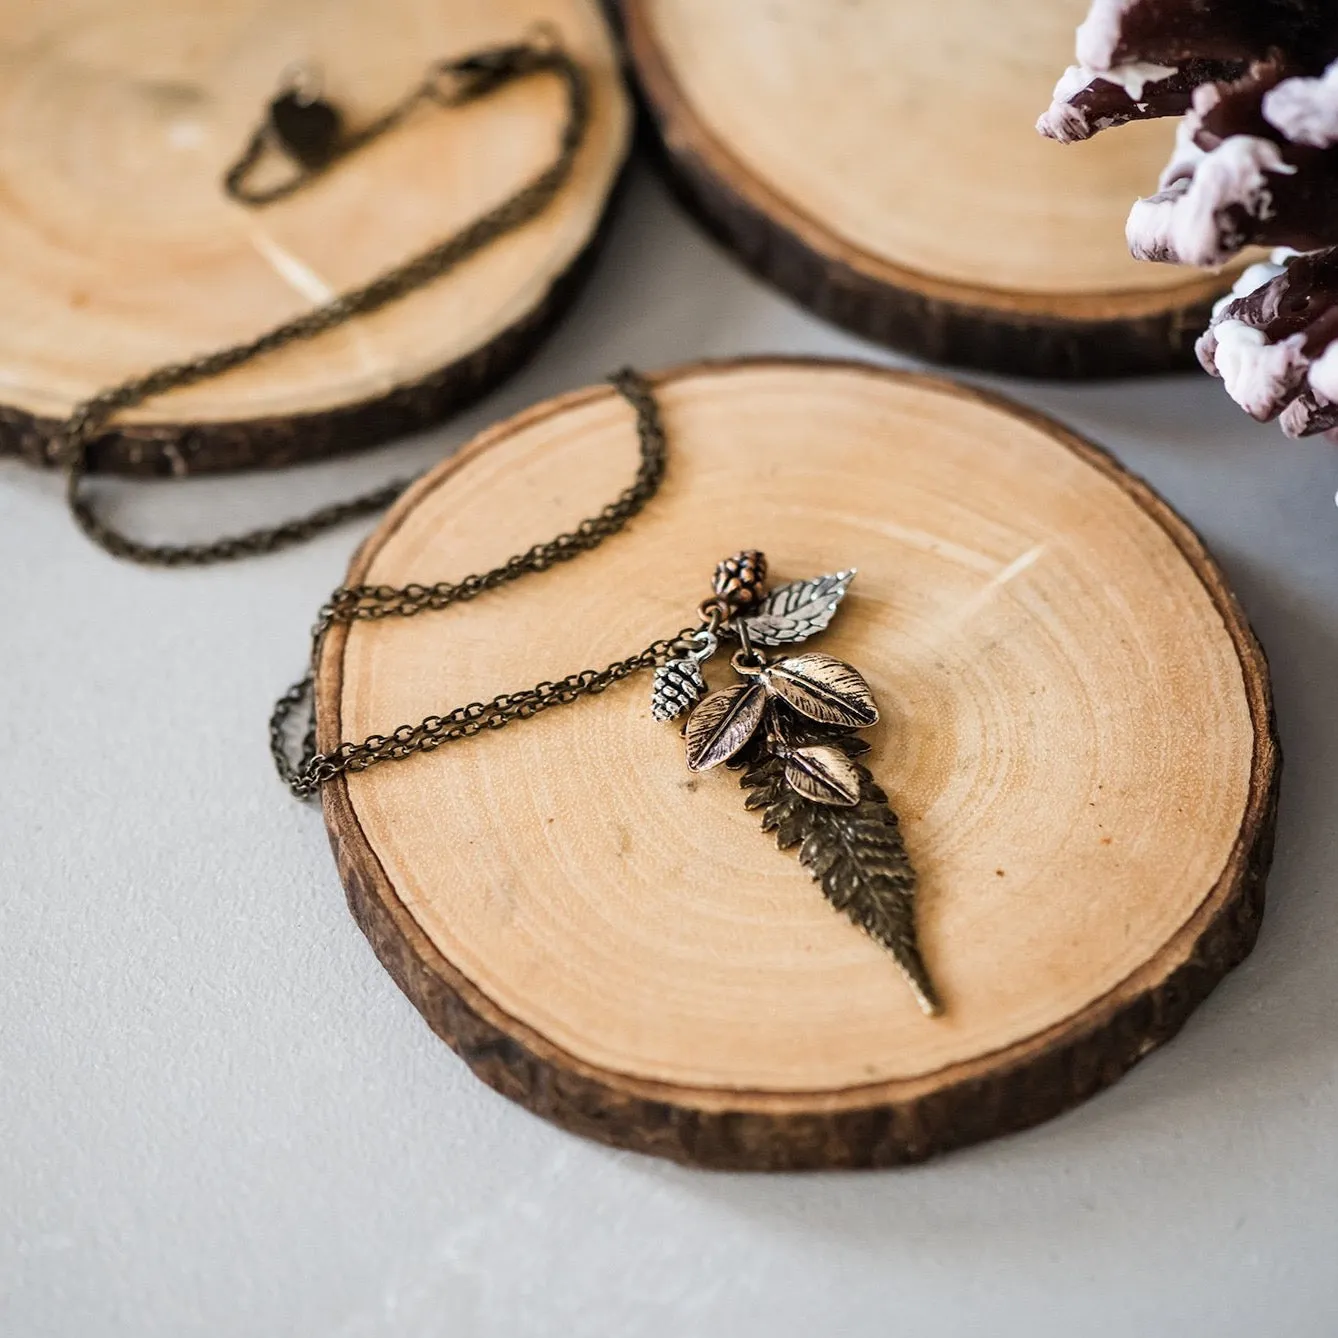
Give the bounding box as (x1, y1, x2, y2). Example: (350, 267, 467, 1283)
(684, 683, 767, 771)
(782, 744, 863, 807)
(740, 569, 855, 646)
(764, 654, 878, 728)
(651, 659, 706, 722)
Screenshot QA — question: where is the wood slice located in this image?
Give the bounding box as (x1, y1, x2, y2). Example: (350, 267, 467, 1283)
(619, 0, 1241, 378)
(318, 358, 1278, 1169)
(0, 0, 629, 477)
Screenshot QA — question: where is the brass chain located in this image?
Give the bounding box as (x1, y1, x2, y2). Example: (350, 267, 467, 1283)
(270, 368, 699, 800)
(59, 36, 590, 566)
(222, 53, 496, 208)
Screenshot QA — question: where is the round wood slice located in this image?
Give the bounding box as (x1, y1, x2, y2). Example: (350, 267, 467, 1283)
(619, 0, 1242, 378)
(0, 0, 629, 477)
(318, 358, 1278, 1170)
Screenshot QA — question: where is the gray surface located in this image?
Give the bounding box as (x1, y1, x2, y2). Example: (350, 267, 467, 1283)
(3, 166, 1337, 1337)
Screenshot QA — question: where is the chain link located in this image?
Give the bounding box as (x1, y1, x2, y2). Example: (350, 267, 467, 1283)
(59, 37, 590, 567)
(270, 368, 697, 799)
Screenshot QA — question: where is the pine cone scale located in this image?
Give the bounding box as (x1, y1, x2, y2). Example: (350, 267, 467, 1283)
(1042, 0, 1338, 438)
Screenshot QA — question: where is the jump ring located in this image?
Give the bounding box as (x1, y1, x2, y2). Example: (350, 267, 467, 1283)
(688, 629, 718, 664)
(731, 650, 766, 676)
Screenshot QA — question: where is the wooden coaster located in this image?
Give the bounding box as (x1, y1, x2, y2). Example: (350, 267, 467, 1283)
(0, 0, 628, 476)
(318, 359, 1277, 1169)
(619, 0, 1239, 378)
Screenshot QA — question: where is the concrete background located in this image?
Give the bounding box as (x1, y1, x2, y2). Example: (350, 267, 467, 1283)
(4, 166, 1337, 1337)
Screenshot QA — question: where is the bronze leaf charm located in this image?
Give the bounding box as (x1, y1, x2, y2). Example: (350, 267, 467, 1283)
(780, 743, 863, 807)
(762, 654, 879, 728)
(684, 682, 767, 771)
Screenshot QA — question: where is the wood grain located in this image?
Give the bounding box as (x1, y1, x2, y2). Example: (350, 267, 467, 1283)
(0, 0, 629, 476)
(619, 0, 1241, 378)
(318, 358, 1278, 1169)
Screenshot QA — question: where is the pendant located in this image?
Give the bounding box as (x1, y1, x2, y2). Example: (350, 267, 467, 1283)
(652, 553, 941, 1017)
(269, 88, 343, 168)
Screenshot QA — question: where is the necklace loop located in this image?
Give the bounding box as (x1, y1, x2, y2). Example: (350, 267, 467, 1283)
(270, 369, 681, 799)
(63, 38, 591, 567)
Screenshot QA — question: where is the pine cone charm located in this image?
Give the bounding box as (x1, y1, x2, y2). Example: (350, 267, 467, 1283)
(711, 550, 768, 612)
(651, 658, 707, 722)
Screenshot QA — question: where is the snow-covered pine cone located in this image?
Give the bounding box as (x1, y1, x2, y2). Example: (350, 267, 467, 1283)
(1039, 0, 1338, 438)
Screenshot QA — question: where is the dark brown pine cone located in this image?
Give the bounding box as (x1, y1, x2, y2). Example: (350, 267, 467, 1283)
(1039, 0, 1338, 438)
(712, 550, 768, 610)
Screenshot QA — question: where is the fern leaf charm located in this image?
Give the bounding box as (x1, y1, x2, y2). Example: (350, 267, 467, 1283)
(739, 726, 940, 1016)
(666, 554, 941, 1016)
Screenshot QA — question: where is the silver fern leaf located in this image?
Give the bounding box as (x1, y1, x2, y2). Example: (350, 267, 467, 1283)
(740, 569, 856, 646)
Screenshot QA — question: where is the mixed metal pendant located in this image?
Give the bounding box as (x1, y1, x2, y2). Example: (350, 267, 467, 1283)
(652, 553, 941, 1017)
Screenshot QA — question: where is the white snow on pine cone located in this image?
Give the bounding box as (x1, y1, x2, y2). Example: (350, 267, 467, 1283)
(1197, 320, 1310, 420)
(1128, 179, 1193, 263)
(1036, 59, 1178, 142)
(1279, 392, 1333, 439)
(1308, 341, 1338, 403)
(1074, 0, 1137, 70)
(1098, 59, 1176, 98)
(1127, 136, 1297, 266)
(1036, 99, 1099, 144)
(1159, 116, 1207, 189)
(1036, 66, 1104, 142)
(1279, 396, 1312, 437)
(1263, 60, 1338, 148)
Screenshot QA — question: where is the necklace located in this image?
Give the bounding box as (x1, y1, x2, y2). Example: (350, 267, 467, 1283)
(273, 368, 940, 1016)
(56, 33, 589, 566)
